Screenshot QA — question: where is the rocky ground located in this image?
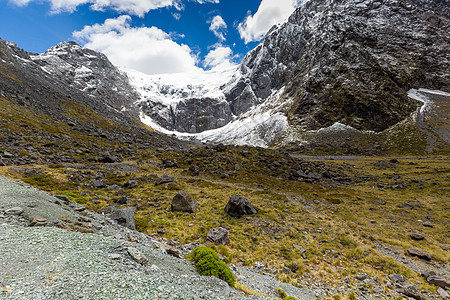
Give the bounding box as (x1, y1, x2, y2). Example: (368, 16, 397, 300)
(0, 175, 317, 299)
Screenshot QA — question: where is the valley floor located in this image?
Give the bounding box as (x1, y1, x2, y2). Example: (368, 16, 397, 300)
(0, 152, 448, 299)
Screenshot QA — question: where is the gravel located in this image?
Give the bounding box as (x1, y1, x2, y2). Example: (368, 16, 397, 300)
(0, 175, 317, 299)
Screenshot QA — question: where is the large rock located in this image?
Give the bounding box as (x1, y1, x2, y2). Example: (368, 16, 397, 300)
(399, 284, 425, 300)
(171, 190, 199, 213)
(109, 207, 135, 230)
(206, 227, 229, 245)
(427, 276, 450, 289)
(224, 194, 257, 218)
(407, 248, 431, 261)
(155, 174, 174, 186)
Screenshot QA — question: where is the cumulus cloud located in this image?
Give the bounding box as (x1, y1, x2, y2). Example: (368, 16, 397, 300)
(73, 15, 200, 74)
(209, 15, 227, 42)
(203, 45, 237, 71)
(238, 0, 301, 44)
(9, 0, 220, 17)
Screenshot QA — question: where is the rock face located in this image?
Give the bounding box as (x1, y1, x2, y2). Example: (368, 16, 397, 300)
(206, 227, 229, 245)
(110, 207, 136, 230)
(134, 0, 449, 138)
(171, 190, 199, 213)
(224, 194, 257, 218)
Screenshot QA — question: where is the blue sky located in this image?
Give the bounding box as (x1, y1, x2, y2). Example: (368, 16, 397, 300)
(0, 0, 301, 74)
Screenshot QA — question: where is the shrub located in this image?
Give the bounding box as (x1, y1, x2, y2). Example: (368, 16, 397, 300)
(188, 246, 235, 287)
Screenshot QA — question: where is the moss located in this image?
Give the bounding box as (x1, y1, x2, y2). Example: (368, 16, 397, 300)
(188, 246, 235, 287)
(277, 288, 298, 300)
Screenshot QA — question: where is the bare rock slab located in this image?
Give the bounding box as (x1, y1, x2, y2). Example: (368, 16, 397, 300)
(171, 190, 199, 213)
(224, 194, 257, 218)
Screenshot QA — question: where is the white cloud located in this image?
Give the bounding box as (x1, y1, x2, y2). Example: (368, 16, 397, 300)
(209, 15, 227, 42)
(238, 0, 301, 44)
(9, 0, 219, 17)
(73, 15, 200, 74)
(203, 46, 237, 71)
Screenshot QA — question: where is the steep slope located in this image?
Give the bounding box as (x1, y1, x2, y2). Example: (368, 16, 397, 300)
(134, 0, 449, 147)
(0, 38, 188, 166)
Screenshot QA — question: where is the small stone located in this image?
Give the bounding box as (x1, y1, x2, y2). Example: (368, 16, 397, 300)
(150, 265, 160, 271)
(109, 254, 121, 260)
(293, 244, 306, 254)
(290, 263, 298, 272)
(356, 273, 369, 280)
(389, 274, 405, 283)
(437, 287, 449, 299)
(5, 207, 24, 215)
(407, 248, 431, 261)
(55, 195, 71, 204)
(423, 221, 433, 227)
(123, 180, 138, 189)
(159, 244, 182, 258)
(155, 174, 174, 186)
(282, 267, 291, 274)
(410, 233, 425, 241)
(127, 247, 148, 265)
(157, 229, 165, 235)
(373, 199, 387, 205)
(206, 227, 228, 245)
(251, 236, 258, 242)
(29, 217, 47, 227)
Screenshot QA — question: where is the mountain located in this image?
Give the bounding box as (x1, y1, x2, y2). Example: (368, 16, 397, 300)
(131, 0, 449, 147)
(0, 38, 188, 166)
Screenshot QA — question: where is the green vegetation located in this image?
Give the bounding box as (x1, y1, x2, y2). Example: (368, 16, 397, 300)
(188, 246, 235, 287)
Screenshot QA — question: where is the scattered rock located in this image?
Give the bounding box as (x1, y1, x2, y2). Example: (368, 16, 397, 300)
(158, 244, 183, 259)
(116, 196, 128, 205)
(99, 153, 118, 163)
(108, 254, 121, 260)
(155, 174, 174, 186)
(171, 190, 199, 213)
(410, 233, 425, 241)
(110, 207, 136, 230)
(206, 227, 228, 245)
(407, 248, 431, 261)
(5, 207, 24, 215)
(188, 165, 200, 175)
(55, 195, 71, 204)
(441, 245, 449, 251)
(427, 276, 450, 289)
(157, 229, 165, 235)
(122, 180, 138, 189)
(389, 274, 405, 283)
(127, 247, 147, 265)
(399, 284, 425, 300)
(282, 267, 291, 274)
(2, 151, 14, 158)
(355, 273, 369, 281)
(224, 194, 257, 218)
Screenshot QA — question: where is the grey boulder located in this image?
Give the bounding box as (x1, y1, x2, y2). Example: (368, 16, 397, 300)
(224, 194, 257, 218)
(206, 227, 228, 245)
(171, 190, 199, 213)
(110, 207, 136, 230)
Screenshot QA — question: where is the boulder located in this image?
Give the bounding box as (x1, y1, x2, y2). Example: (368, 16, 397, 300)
(206, 227, 228, 245)
(92, 179, 106, 189)
(110, 207, 135, 230)
(407, 248, 431, 261)
(427, 276, 450, 289)
(437, 288, 449, 299)
(224, 194, 257, 218)
(171, 190, 199, 213)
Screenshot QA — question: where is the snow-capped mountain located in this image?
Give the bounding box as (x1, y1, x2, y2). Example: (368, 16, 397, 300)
(129, 0, 449, 146)
(29, 41, 140, 117)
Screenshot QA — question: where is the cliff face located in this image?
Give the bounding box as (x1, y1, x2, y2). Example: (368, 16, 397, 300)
(229, 0, 449, 132)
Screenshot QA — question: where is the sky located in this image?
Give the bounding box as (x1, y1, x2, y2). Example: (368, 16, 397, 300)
(0, 0, 302, 75)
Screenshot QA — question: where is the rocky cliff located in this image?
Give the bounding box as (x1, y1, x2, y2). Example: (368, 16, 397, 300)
(133, 0, 449, 139)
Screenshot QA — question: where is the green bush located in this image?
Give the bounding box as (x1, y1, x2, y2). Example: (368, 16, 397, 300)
(188, 246, 235, 287)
